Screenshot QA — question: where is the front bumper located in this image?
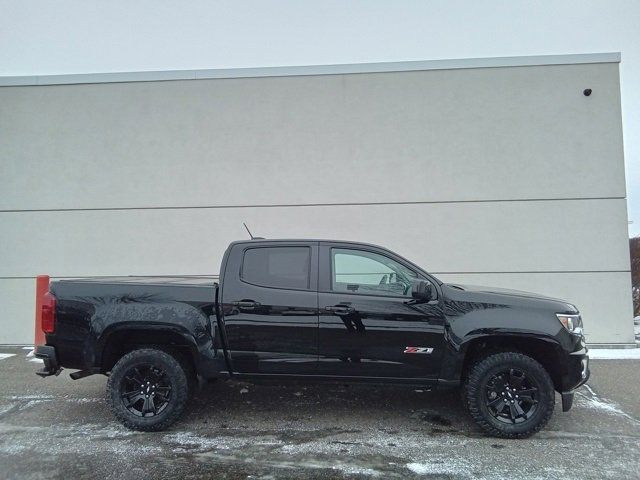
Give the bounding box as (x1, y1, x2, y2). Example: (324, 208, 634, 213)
(560, 343, 590, 412)
(568, 346, 590, 387)
(34, 345, 62, 377)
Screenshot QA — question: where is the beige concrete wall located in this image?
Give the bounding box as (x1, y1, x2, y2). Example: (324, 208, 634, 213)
(0, 59, 633, 344)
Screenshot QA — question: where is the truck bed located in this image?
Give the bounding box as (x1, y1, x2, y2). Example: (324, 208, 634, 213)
(50, 276, 218, 304)
(56, 276, 218, 286)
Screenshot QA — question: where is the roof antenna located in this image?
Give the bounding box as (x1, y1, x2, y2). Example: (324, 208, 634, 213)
(243, 223, 255, 239)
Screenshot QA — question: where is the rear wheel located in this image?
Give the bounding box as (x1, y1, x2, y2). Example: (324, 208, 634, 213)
(464, 352, 555, 438)
(107, 348, 189, 431)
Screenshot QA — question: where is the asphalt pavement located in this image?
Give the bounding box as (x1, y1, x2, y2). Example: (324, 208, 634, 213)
(0, 346, 638, 480)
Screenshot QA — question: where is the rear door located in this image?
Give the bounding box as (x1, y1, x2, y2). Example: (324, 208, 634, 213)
(220, 242, 319, 375)
(317, 243, 445, 380)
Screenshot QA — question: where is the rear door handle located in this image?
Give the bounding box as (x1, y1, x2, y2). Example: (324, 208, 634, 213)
(232, 300, 261, 310)
(324, 305, 355, 315)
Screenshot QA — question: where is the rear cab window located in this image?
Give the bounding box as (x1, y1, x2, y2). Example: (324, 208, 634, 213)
(241, 246, 311, 290)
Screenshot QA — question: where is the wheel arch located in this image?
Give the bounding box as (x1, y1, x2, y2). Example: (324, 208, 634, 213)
(459, 334, 565, 391)
(98, 324, 199, 375)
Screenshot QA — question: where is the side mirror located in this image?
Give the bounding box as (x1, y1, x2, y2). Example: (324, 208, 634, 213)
(412, 281, 433, 302)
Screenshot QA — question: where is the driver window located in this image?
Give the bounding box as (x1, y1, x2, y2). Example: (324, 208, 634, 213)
(331, 248, 417, 297)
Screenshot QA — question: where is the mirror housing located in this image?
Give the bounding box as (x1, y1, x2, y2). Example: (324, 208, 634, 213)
(411, 281, 433, 302)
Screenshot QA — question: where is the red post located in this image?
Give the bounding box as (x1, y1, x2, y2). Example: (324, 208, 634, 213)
(34, 275, 49, 346)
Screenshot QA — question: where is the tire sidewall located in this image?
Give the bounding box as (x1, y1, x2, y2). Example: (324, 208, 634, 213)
(108, 349, 188, 431)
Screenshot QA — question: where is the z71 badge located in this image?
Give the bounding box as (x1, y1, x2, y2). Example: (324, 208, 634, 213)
(403, 347, 434, 354)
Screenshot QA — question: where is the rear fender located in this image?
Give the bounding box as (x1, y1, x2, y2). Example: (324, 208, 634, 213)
(90, 299, 223, 378)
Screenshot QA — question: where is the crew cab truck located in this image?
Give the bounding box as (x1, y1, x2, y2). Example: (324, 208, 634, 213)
(34, 239, 589, 438)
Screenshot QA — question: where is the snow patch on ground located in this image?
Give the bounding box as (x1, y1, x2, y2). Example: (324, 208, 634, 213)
(7, 394, 54, 401)
(331, 464, 379, 476)
(63, 397, 101, 403)
(0, 353, 16, 360)
(75, 424, 138, 439)
(4, 394, 102, 404)
(0, 422, 151, 457)
(580, 396, 626, 415)
(163, 431, 283, 454)
(1, 395, 55, 410)
(1, 394, 103, 410)
(406, 463, 433, 474)
(588, 348, 640, 359)
(275, 427, 451, 461)
(577, 384, 640, 424)
(194, 449, 384, 477)
(406, 459, 470, 476)
(19, 400, 51, 410)
(0, 403, 18, 416)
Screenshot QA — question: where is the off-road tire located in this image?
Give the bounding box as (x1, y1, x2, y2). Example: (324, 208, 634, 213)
(107, 348, 189, 431)
(464, 352, 555, 438)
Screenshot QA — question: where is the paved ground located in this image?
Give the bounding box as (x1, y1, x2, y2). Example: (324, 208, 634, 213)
(0, 347, 638, 480)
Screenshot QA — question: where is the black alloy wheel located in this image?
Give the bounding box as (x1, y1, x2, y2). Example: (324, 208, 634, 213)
(484, 368, 539, 424)
(120, 364, 173, 417)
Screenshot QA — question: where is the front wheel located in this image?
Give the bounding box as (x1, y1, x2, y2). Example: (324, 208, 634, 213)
(464, 352, 555, 438)
(107, 348, 189, 431)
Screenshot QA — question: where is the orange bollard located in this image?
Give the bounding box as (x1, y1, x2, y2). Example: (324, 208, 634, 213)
(34, 275, 49, 346)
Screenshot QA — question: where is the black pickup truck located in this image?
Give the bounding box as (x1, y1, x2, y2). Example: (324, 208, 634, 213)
(34, 239, 589, 438)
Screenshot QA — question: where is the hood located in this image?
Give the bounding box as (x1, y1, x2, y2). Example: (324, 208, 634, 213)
(443, 283, 578, 312)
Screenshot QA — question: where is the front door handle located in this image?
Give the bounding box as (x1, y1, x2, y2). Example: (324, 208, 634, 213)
(324, 305, 355, 315)
(232, 300, 261, 310)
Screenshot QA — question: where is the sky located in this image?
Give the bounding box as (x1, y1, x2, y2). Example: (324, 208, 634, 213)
(1, 0, 638, 237)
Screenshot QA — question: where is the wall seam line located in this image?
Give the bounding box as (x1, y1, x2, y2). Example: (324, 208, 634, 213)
(0, 196, 627, 214)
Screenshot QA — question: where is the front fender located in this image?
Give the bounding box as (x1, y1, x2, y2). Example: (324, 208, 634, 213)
(437, 298, 568, 386)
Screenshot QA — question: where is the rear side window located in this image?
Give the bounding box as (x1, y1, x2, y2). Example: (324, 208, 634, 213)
(241, 247, 311, 290)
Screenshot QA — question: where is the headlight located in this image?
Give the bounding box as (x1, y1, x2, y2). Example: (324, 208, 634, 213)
(556, 313, 583, 333)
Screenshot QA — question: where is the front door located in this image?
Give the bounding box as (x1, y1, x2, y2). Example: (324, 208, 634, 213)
(317, 244, 445, 379)
(221, 242, 319, 375)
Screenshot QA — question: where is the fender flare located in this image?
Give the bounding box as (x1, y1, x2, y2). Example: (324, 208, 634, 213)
(95, 322, 201, 370)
